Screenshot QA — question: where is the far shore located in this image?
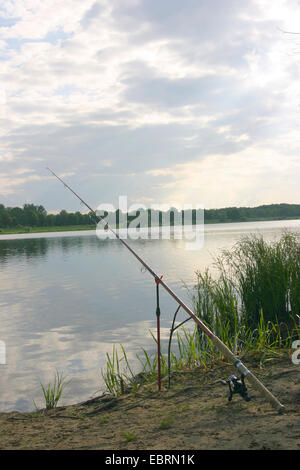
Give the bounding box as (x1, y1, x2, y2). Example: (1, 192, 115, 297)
(1, 216, 300, 236)
(0, 225, 95, 235)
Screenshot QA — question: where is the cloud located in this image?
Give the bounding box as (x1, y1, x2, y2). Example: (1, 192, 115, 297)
(0, 0, 300, 209)
(147, 143, 300, 209)
(80, 1, 104, 27)
(0, 170, 50, 196)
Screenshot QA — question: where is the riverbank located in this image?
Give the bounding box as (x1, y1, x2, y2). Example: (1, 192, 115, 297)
(0, 353, 299, 450)
(1, 216, 300, 236)
(0, 225, 95, 235)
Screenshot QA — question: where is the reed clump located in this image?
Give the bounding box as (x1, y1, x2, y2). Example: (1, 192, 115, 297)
(34, 370, 69, 410)
(194, 231, 300, 338)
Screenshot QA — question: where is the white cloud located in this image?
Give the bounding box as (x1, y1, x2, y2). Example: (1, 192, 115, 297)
(0, 172, 51, 195)
(147, 141, 300, 208)
(0, 0, 300, 209)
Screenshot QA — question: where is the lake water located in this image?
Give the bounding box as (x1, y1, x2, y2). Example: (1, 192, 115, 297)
(1, 219, 300, 412)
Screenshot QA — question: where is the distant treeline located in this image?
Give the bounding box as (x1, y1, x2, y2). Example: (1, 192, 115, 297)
(0, 204, 94, 228)
(1, 202, 300, 229)
(204, 203, 300, 223)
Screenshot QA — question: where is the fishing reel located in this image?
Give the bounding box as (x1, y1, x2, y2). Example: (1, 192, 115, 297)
(221, 374, 251, 402)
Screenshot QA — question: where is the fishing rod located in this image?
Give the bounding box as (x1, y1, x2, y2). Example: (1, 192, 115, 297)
(47, 167, 285, 413)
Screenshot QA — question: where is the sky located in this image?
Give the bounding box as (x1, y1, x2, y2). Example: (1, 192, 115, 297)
(0, 0, 300, 212)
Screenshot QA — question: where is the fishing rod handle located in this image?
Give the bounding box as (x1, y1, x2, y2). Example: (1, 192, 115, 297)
(158, 276, 285, 413)
(210, 335, 285, 413)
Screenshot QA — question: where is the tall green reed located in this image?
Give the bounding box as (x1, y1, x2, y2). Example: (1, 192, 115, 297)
(34, 370, 68, 410)
(101, 344, 137, 395)
(102, 311, 299, 395)
(194, 232, 300, 330)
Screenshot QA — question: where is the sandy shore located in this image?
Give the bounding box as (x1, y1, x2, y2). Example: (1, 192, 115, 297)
(0, 354, 299, 450)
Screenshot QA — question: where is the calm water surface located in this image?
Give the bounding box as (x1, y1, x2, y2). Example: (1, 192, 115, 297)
(1, 219, 300, 412)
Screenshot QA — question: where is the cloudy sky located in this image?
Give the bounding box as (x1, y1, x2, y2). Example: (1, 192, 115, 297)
(0, 0, 300, 212)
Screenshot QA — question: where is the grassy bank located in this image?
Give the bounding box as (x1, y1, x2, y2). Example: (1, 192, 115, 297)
(101, 311, 299, 398)
(205, 215, 300, 224)
(1, 215, 300, 235)
(0, 225, 95, 235)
